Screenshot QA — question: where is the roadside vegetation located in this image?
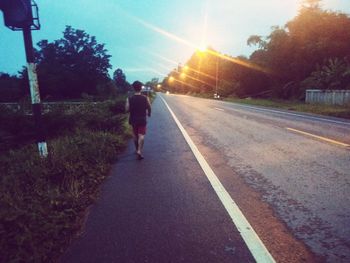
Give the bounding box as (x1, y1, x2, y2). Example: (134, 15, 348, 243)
(0, 18, 158, 261)
(184, 92, 350, 119)
(225, 97, 350, 119)
(163, 0, 350, 108)
(0, 99, 131, 262)
(0, 24, 148, 262)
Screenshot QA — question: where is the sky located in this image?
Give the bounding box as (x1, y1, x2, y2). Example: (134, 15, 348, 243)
(0, 0, 349, 83)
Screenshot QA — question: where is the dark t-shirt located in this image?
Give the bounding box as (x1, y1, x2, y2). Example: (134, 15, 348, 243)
(128, 94, 151, 126)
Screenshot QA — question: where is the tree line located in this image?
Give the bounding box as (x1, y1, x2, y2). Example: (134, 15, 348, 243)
(164, 0, 350, 99)
(0, 26, 131, 102)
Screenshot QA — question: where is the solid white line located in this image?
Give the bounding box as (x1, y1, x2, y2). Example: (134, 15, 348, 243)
(160, 96, 275, 263)
(214, 107, 225, 112)
(286, 127, 350, 147)
(222, 102, 350, 126)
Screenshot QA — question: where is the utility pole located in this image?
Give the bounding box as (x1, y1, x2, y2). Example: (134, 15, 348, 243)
(23, 26, 47, 157)
(215, 58, 219, 96)
(0, 0, 48, 157)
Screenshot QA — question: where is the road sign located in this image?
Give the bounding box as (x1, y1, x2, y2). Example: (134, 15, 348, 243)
(0, 0, 40, 30)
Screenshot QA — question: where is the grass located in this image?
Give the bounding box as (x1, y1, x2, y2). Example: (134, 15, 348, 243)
(0, 97, 132, 262)
(0, 97, 128, 154)
(178, 92, 350, 119)
(224, 97, 350, 119)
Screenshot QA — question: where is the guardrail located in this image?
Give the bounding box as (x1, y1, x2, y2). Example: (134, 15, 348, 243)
(305, 89, 350, 106)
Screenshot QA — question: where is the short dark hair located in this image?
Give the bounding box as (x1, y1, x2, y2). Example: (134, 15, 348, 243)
(132, 81, 143, 92)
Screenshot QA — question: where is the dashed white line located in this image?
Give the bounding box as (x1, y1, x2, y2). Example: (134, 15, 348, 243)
(214, 107, 225, 112)
(160, 96, 275, 263)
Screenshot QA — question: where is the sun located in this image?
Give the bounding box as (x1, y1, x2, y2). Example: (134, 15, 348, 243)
(197, 44, 207, 52)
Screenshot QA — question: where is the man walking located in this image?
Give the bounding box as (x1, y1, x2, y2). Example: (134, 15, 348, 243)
(125, 81, 151, 160)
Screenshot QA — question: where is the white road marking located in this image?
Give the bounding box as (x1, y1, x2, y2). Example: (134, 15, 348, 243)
(160, 96, 276, 263)
(221, 102, 350, 126)
(214, 107, 225, 112)
(286, 127, 350, 147)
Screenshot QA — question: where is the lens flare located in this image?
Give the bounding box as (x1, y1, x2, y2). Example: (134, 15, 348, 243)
(168, 78, 199, 90)
(131, 14, 271, 74)
(181, 73, 214, 87)
(184, 65, 217, 81)
(146, 50, 178, 65)
(130, 16, 197, 49)
(205, 49, 272, 74)
(147, 51, 217, 81)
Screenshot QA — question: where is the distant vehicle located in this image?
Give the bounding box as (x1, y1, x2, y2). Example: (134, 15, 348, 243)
(141, 86, 153, 96)
(166, 91, 170, 95)
(213, 93, 221, 99)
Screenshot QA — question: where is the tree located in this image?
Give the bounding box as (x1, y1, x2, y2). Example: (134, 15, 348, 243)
(35, 26, 112, 99)
(113, 68, 129, 93)
(301, 0, 322, 9)
(302, 58, 350, 90)
(247, 35, 266, 50)
(145, 78, 159, 90)
(247, 1, 350, 97)
(0, 72, 26, 102)
(164, 0, 350, 99)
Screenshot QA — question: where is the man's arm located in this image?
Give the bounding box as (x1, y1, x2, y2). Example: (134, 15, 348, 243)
(125, 97, 130, 113)
(146, 97, 151, 117)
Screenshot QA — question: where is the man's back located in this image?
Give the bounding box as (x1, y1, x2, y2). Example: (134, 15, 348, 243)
(128, 94, 151, 125)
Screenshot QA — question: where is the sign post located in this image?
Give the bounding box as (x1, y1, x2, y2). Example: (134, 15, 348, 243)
(0, 0, 47, 157)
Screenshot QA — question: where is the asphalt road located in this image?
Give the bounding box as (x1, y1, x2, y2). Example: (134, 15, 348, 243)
(61, 95, 257, 263)
(61, 94, 349, 263)
(161, 93, 350, 262)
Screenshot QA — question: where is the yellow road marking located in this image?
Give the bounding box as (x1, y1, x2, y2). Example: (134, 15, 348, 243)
(286, 127, 349, 147)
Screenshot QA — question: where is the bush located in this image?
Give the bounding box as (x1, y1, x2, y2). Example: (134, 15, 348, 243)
(0, 105, 36, 152)
(301, 57, 350, 90)
(0, 130, 126, 263)
(0, 98, 128, 154)
(0, 96, 131, 262)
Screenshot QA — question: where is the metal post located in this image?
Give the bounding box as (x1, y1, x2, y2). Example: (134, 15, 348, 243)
(215, 57, 219, 96)
(23, 26, 48, 157)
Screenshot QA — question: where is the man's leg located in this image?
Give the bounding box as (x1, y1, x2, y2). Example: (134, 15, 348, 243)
(132, 125, 139, 152)
(137, 134, 145, 159)
(134, 136, 139, 152)
(136, 125, 146, 159)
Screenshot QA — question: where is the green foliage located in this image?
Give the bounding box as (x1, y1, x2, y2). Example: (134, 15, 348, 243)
(0, 73, 27, 102)
(0, 26, 115, 102)
(0, 97, 130, 262)
(0, 130, 124, 263)
(170, 3, 350, 99)
(35, 26, 112, 99)
(217, 80, 240, 97)
(247, 35, 266, 49)
(301, 0, 322, 9)
(145, 78, 160, 90)
(166, 48, 271, 98)
(0, 98, 127, 153)
(113, 68, 130, 93)
(0, 105, 36, 151)
(225, 97, 350, 119)
(302, 58, 350, 90)
(96, 80, 118, 98)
